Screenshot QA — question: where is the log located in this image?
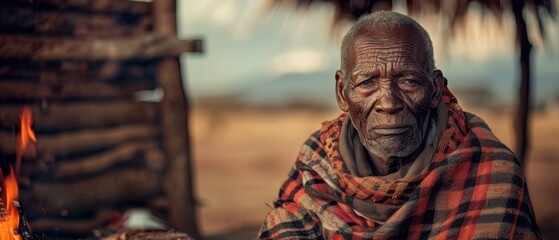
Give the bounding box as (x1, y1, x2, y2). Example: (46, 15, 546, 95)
(54, 141, 159, 178)
(3, 0, 151, 15)
(0, 124, 159, 155)
(40, 61, 90, 83)
(0, 101, 158, 131)
(0, 60, 48, 80)
(102, 231, 193, 240)
(0, 60, 79, 81)
(20, 168, 162, 217)
(0, 81, 155, 100)
(154, 0, 198, 236)
(30, 209, 121, 234)
(0, 34, 203, 61)
(0, 6, 151, 36)
(0, 60, 156, 83)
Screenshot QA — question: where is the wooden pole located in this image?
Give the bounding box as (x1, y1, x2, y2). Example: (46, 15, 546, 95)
(153, 0, 198, 236)
(512, 0, 532, 167)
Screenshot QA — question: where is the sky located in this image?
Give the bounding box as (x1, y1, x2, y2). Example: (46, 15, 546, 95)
(177, 0, 559, 107)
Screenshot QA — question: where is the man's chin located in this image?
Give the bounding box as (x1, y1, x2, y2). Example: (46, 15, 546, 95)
(365, 141, 418, 158)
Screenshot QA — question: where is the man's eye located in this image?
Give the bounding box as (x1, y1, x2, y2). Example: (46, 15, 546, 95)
(359, 79, 376, 86)
(401, 79, 420, 87)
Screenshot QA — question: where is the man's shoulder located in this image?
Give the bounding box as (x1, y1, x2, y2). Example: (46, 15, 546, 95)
(461, 111, 523, 172)
(301, 113, 347, 144)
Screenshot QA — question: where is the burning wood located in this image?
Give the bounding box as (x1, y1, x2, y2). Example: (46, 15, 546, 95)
(0, 168, 21, 240)
(0, 106, 35, 239)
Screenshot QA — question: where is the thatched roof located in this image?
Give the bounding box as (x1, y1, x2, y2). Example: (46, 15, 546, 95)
(266, 0, 556, 41)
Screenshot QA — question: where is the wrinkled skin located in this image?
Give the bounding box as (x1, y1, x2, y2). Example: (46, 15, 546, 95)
(335, 26, 444, 175)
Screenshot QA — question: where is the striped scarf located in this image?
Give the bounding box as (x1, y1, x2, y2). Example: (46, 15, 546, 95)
(258, 86, 540, 239)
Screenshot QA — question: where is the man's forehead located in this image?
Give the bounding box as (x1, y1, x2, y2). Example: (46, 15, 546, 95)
(353, 25, 423, 48)
(347, 26, 425, 67)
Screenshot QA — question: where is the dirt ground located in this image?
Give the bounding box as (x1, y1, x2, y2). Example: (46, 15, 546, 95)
(189, 105, 559, 238)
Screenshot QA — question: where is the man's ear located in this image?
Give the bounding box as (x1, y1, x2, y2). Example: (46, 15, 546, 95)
(335, 70, 349, 112)
(430, 69, 444, 108)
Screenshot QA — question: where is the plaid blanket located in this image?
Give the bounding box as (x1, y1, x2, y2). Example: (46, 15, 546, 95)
(258, 87, 540, 239)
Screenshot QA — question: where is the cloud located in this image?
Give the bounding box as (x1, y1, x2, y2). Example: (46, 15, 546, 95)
(267, 49, 326, 75)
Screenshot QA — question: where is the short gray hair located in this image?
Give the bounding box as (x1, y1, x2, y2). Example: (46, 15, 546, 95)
(340, 11, 435, 79)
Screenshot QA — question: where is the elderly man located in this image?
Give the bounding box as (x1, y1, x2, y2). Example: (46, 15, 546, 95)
(258, 11, 540, 239)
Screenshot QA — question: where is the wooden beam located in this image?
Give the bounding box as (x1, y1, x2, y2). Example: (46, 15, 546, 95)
(0, 124, 158, 155)
(0, 34, 203, 61)
(3, 0, 151, 15)
(53, 141, 160, 179)
(154, 0, 198, 236)
(0, 81, 155, 100)
(0, 60, 158, 83)
(0, 101, 158, 131)
(20, 169, 162, 217)
(512, 0, 532, 166)
(0, 6, 152, 36)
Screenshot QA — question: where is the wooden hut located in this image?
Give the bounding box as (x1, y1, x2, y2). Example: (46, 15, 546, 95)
(0, 0, 201, 237)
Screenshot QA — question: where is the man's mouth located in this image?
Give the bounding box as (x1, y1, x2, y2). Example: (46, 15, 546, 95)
(371, 124, 412, 135)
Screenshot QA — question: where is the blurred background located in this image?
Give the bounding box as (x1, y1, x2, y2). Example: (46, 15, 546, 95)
(179, 0, 559, 238)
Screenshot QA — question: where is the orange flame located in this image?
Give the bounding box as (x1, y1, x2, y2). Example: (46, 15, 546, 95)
(16, 106, 36, 174)
(0, 168, 21, 240)
(0, 106, 35, 239)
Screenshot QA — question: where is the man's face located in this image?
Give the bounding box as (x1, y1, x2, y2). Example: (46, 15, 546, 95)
(336, 26, 440, 158)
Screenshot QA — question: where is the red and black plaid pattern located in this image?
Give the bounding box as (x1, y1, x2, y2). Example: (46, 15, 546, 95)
(258, 86, 540, 239)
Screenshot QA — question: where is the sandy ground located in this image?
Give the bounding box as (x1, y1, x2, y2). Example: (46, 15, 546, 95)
(189, 106, 559, 238)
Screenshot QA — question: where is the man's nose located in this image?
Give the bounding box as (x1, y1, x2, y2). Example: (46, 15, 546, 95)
(374, 88, 404, 114)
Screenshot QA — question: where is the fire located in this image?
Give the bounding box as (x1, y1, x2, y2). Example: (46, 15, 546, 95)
(16, 106, 36, 173)
(0, 168, 21, 240)
(0, 106, 36, 239)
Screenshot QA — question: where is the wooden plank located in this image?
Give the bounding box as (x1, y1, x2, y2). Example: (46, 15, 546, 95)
(3, 0, 151, 15)
(0, 101, 158, 131)
(0, 34, 203, 61)
(19, 168, 162, 217)
(0, 81, 155, 100)
(18, 140, 166, 178)
(0, 6, 152, 36)
(54, 141, 160, 178)
(0, 60, 157, 82)
(154, 0, 198, 236)
(0, 124, 158, 155)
